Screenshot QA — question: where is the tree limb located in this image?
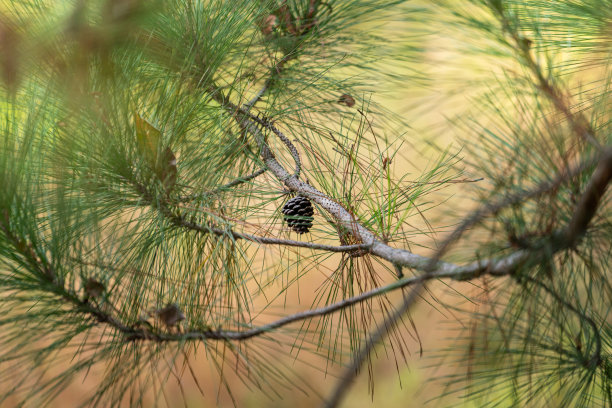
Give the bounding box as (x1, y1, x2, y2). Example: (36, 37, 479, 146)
(323, 145, 611, 408)
(237, 107, 601, 273)
(79, 245, 532, 343)
(563, 147, 612, 244)
(134, 181, 371, 254)
(169, 209, 373, 254)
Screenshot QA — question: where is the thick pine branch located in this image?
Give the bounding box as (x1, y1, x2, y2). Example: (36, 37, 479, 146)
(1, 147, 600, 349)
(324, 146, 611, 408)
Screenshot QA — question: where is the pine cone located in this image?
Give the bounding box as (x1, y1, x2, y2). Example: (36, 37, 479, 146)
(282, 196, 314, 234)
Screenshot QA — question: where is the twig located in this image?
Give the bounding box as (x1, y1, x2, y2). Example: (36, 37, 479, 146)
(139, 186, 372, 254)
(323, 281, 425, 408)
(219, 166, 267, 189)
(522, 276, 602, 369)
(243, 0, 323, 110)
(491, 1, 601, 149)
(244, 70, 281, 110)
(248, 112, 301, 177)
(178, 166, 267, 203)
(171, 211, 372, 254)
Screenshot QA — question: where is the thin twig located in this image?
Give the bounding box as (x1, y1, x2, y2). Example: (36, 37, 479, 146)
(248, 112, 301, 177)
(243, 0, 323, 110)
(146, 190, 373, 254)
(220, 166, 267, 189)
(171, 211, 372, 254)
(522, 276, 602, 369)
(491, 2, 601, 149)
(323, 281, 425, 408)
(178, 166, 267, 203)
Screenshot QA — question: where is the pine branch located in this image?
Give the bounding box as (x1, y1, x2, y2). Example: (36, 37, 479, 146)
(170, 211, 373, 254)
(178, 166, 267, 203)
(244, 0, 323, 110)
(201, 81, 605, 276)
(133, 179, 369, 253)
(58, 236, 550, 344)
(237, 105, 605, 273)
(563, 147, 612, 245)
(247, 112, 302, 177)
(489, 0, 601, 149)
(522, 275, 602, 369)
(324, 144, 612, 408)
(0, 215, 587, 351)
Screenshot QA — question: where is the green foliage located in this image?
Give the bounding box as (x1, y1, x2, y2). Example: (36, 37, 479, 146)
(0, 0, 610, 407)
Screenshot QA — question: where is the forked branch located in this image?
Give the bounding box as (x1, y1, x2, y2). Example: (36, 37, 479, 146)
(324, 146, 611, 408)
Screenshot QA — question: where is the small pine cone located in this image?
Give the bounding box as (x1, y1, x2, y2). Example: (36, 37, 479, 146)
(282, 196, 314, 234)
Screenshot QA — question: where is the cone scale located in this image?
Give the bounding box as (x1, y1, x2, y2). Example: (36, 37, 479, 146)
(282, 196, 314, 234)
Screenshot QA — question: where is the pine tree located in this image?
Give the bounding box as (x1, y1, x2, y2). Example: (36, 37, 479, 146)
(0, 0, 610, 406)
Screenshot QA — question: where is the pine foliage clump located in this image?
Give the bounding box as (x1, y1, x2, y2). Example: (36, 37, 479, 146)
(0, 0, 610, 407)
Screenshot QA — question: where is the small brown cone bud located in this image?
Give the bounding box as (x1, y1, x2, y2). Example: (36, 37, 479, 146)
(261, 14, 278, 36)
(85, 279, 106, 298)
(338, 94, 355, 107)
(155, 303, 186, 327)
